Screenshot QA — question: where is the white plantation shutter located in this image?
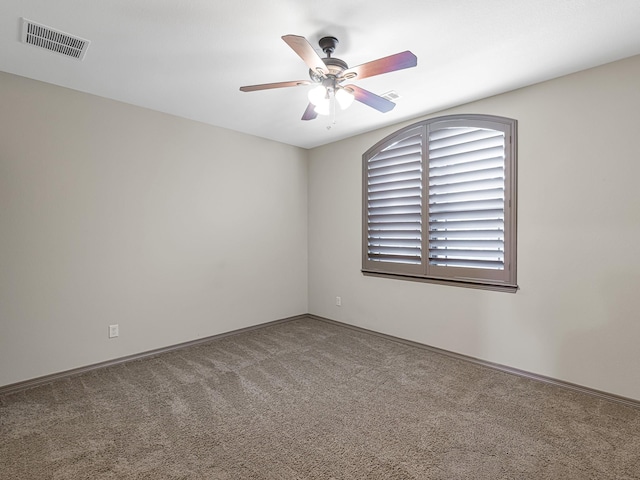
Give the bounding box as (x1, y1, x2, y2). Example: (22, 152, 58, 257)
(365, 130, 423, 271)
(363, 115, 517, 291)
(427, 126, 506, 270)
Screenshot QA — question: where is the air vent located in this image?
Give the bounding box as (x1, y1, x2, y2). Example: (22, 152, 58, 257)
(381, 90, 401, 101)
(21, 18, 90, 60)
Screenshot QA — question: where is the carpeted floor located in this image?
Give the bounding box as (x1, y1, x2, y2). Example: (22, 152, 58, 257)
(1, 317, 639, 479)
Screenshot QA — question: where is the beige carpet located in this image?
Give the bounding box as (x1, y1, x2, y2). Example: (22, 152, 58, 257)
(1, 317, 639, 479)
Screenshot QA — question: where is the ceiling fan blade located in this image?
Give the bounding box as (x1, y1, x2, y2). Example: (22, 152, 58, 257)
(282, 35, 329, 77)
(301, 103, 318, 121)
(342, 51, 417, 81)
(344, 84, 396, 113)
(240, 80, 311, 92)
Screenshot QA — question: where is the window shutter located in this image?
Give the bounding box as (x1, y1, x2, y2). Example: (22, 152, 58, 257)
(365, 131, 423, 267)
(427, 126, 506, 270)
(362, 114, 517, 291)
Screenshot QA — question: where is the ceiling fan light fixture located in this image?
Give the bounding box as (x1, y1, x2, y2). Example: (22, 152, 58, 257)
(313, 98, 331, 116)
(308, 85, 328, 106)
(336, 88, 354, 110)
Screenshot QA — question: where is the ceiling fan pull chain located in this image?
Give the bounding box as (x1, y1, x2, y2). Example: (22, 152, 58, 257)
(328, 91, 337, 130)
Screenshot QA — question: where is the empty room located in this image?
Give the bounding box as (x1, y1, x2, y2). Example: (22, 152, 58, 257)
(1, 1, 640, 478)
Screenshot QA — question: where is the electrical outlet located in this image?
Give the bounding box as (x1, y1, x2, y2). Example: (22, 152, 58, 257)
(336, 296, 342, 307)
(109, 324, 119, 338)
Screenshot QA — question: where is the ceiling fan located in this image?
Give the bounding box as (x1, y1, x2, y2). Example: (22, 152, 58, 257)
(239, 35, 417, 121)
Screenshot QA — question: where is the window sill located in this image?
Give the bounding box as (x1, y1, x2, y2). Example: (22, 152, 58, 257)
(362, 270, 519, 293)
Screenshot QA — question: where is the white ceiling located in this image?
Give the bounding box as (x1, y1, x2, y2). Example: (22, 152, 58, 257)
(2, 0, 640, 149)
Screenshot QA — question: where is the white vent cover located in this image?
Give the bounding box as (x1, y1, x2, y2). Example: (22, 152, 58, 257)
(381, 90, 401, 101)
(21, 18, 90, 60)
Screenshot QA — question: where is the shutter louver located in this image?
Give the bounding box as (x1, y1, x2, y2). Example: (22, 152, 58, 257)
(367, 133, 423, 265)
(428, 127, 506, 270)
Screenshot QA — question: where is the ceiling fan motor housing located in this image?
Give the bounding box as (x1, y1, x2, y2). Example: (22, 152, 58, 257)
(310, 57, 348, 81)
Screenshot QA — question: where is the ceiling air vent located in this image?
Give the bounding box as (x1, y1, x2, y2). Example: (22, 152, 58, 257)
(21, 18, 90, 60)
(381, 90, 401, 101)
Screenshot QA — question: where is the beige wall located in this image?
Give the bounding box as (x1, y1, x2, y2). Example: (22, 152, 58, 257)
(308, 55, 640, 401)
(0, 72, 309, 387)
(3, 55, 640, 402)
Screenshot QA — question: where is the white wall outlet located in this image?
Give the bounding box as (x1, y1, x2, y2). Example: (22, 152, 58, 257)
(109, 324, 119, 338)
(336, 296, 342, 307)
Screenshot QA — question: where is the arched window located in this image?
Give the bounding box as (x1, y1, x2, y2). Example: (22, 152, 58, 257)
(363, 114, 517, 292)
